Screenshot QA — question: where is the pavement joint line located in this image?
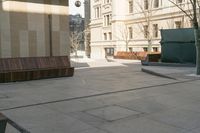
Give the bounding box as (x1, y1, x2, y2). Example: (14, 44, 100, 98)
(0, 79, 199, 112)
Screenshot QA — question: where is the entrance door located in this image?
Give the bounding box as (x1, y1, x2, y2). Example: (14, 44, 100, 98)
(105, 48, 114, 57)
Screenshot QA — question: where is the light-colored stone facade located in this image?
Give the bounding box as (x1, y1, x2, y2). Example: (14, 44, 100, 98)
(90, 0, 194, 59)
(0, 0, 69, 58)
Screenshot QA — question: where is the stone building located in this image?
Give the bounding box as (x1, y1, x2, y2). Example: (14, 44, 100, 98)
(0, 0, 69, 58)
(90, 0, 193, 59)
(84, 0, 91, 57)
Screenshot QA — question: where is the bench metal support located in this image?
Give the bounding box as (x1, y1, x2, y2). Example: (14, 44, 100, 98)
(0, 113, 8, 133)
(0, 113, 30, 133)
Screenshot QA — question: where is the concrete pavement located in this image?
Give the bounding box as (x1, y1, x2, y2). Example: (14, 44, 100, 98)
(142, 65, 200, 81)
(0, 59, 200, 133)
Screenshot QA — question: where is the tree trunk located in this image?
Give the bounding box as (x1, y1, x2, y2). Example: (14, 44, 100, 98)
(194, 28, 200, 75)
(148, 39, 152, 53)
(75, 49, 78, 57)
(126, 43, 128, 52)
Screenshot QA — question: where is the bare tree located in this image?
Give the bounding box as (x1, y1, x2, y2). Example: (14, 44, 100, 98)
(169, 0, 200, 75)
(84, 26, 91, 57)
(70, 31, 83, 57)
(135, 0, 157, 53)
(116, 23, 132, 52)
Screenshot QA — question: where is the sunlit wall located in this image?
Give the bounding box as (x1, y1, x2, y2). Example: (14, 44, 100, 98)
(0, 0, 69, 58)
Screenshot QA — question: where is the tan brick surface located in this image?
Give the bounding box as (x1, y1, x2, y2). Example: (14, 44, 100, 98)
(0, 0, 69, 58)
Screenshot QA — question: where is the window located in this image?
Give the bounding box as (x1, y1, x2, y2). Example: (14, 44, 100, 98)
(177, 0, 183, 4)
(153, 24, 158, 38)
(105, 48, 114, 56)
(94, 6, 101, 18)
(104, 33, 107, 40)
(104, 14, 112, 26)
(175, 21, 182, 28)
(154, 0, 159, 8)
(104, 0, 111, 4)
(144, 0, 148, 10)
(153, 47, 158, 52)
(129, 0, 133, 13)
(109, 32, 112, 40)
(106, 15, 110, 25)
(129, 47, 133, 52)
(104, 15, 106, 26)
(143, 25, 148, 38)
(97, 7, 100, 18)
(128, 27, 133, 39)
(143, 47, 148, 52)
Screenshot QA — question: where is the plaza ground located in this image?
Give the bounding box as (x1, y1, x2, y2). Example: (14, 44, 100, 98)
(1, 58, 200, 133)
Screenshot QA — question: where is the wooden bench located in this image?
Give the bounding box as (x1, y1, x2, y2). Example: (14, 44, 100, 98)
(0, 56, 74, 83)
(146, 53, 161, 62)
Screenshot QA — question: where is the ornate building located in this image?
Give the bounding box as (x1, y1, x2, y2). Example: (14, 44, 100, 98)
(0, 0, 70, 58)
(90, 0, 193, 59)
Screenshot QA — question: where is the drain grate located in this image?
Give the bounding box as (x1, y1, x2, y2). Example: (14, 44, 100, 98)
(85, 105, 141, 121)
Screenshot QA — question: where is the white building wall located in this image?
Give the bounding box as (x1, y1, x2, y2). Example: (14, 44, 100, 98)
(90, 0, 193, 59)
(91, 45, 105, 59)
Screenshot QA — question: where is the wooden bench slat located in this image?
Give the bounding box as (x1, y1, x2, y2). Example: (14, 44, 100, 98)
(0, 56, 74, 83)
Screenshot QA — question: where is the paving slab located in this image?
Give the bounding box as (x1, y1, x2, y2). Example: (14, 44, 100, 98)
(142, 65, 198, 80)
(80, 128, 108, 133)
(190, 127, 200, 133)
(117, 97, 173, 114)
(69, 111, 107, 128)
(1, 60, 200, 133)
(85, 105, 141, 121)
(3, 106, 93, 133)
(0, 63, 175, 111)
(5, 124, 20, 133)
(147, 108, 200, 130)
(100, 117, 187, 133)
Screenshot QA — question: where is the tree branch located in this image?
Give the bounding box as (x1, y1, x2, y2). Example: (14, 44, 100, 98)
(168, 0, 193, 20)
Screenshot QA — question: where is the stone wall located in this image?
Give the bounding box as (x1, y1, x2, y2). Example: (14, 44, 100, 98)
(0, 0, 69, 58)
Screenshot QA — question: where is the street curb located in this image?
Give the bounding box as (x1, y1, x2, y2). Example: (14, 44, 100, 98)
(141, 61, 196, 67)
(141, 68, 177, 80)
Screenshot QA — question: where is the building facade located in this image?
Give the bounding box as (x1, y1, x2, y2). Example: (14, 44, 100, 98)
(0, 0, 69, 58)
(90, 0, 193, 59)
(84, 0, 91, 57)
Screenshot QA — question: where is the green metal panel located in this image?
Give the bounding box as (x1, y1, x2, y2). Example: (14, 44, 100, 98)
(161, 28, 196, 64)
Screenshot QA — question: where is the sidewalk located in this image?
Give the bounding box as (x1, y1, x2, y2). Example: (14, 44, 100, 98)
(1, 59, 200, 133)
(142, 65, 200, 80)
(71, 57, 141, 68)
